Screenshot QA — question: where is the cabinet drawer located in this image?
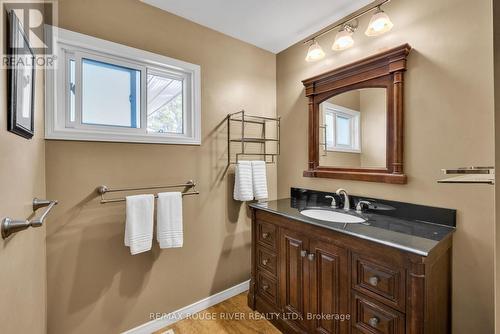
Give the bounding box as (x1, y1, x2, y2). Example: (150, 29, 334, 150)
(256, 272, 278, 306)
(352, 293, 405, 334)
(256, 220, 278, 250)
(257, 246, 277, 277)
(352, 254, 405, 311)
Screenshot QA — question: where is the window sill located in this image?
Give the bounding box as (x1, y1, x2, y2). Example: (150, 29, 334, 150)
(326, 148, 361, 153)
(45, 129, 201, 145)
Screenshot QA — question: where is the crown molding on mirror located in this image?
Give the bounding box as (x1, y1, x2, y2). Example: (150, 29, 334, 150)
(302, 44, 412, 184)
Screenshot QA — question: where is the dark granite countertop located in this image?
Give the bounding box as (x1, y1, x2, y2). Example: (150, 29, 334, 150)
(249, 194, 456, 256)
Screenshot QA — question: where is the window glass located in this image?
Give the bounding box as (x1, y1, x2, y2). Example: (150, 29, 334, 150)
(81, 58, 141, 128)
(147, 73, 183, 134)
(336, 115, 351, 145)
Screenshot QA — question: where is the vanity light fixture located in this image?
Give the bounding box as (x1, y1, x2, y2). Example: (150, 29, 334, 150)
(303, 0, 393, 62)
(305, 39, 326, 62)
(365, 6, 394, 36)
(332, 23, 357, 51)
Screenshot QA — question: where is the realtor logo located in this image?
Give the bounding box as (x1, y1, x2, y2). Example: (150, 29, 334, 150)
(2, 0, 57, 68)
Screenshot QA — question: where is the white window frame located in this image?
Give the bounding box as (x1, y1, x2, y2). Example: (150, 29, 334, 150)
(322, 102, 361, 153)
(45, 27, 201, 145)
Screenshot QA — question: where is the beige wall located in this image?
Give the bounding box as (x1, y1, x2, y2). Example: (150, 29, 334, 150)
(0, 51, 46, 332)
(328, 90, 360, 110)
(494, 0, 500, 331)
(46, 0, 276, 333)
(277, 0, 495, 333)
(360, 88, 386, 167)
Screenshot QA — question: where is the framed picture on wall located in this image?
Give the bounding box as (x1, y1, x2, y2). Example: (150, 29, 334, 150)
(7, 10, 35, 139)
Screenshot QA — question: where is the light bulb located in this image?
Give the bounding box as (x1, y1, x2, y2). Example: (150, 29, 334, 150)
(305, 40, 325, 62)
(365, 7, 394, 36)
(332, 29, 354, 51)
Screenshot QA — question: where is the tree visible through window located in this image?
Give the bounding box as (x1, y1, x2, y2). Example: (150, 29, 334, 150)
(147, 73, 183, 134)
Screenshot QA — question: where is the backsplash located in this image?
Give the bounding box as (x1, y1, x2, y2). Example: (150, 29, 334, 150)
(290, 187, 456, 227)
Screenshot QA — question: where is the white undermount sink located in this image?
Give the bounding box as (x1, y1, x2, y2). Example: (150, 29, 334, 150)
(300, 209, 366, 224)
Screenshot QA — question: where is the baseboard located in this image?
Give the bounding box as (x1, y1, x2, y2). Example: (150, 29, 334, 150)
(123, 280, 250, 334)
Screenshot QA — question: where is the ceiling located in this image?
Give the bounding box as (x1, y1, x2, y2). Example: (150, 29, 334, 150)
(141, 0, 374, 53)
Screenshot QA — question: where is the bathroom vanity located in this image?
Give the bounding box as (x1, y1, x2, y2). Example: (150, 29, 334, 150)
(248, 189, 455, 334)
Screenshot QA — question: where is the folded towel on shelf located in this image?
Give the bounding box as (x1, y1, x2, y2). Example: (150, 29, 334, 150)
(233, 160, 254, 201)
(157, 192, 183, 248)
(124, 194, 154, 255)
(251, 160, 268, 200)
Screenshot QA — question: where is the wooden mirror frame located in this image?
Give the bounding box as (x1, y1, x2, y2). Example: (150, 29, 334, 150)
(302, 44, 411, 184)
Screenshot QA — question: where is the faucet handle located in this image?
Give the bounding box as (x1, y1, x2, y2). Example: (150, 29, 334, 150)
(356, 200, 372, 213)
(325, 195, 337, 208)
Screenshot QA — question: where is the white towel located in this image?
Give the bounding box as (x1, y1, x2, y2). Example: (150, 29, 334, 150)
(233, 161, 254, 201)
(251, 160, 268, 200)
(157, 192, 183, 248)
(124, 194, 154, 255)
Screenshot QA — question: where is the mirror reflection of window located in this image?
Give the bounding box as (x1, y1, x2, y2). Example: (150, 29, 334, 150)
(319, 88, 386, 168)
(323, 103, 360, 153)
(325, 112, 334, 148)
(336, 115, 351, 146)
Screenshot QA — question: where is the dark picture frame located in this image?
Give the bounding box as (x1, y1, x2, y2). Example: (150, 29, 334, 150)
(7, 10, 35, 139)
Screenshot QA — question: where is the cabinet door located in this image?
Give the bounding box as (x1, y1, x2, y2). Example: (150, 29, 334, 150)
(309, 239, 349, 334)
(280, 228, 310, 331)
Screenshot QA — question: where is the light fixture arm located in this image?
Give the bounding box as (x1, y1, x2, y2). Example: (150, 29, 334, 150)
(342, 20, 358, 33)
(303, 0, 390, 44)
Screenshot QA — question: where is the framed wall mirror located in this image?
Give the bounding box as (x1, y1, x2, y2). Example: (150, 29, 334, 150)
(302, 44, 411, 184)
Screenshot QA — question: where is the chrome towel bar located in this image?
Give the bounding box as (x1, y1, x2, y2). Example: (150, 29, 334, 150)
(97, 180, 199, 204)
(1, 198, 58, 239)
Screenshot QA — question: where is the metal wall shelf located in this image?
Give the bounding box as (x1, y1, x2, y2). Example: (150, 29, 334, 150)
(230, 138, 279, 143)
(227, 110, 280, 165)
(438, 167, 495, 185)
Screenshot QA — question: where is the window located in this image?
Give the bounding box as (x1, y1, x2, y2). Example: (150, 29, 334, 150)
(81, 58, 141, 128)
(46, 28, 201, 144)
(147, 72, 184, 134)
(323, 102, 360, 153)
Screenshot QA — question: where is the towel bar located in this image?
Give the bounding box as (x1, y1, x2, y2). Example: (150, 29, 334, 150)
(97, 180, 199, 204)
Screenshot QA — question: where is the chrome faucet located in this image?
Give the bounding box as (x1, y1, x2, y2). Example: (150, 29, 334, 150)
(325, 195, 337, 209)
(336, 189, 350, 210)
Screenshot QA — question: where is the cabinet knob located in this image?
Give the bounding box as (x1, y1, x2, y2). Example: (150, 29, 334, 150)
(368, 316, 380, 328)
(368, 276, 380, 286)
(262, 258, 269, 266)
(300, 250, 307, 257)
(308, 253, 315, 261)
(262, 284, 269, 291)
(262, 232, 269, 239)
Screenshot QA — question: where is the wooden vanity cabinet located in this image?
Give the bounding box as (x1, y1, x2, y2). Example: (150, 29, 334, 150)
(248, 209, 452, 334)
